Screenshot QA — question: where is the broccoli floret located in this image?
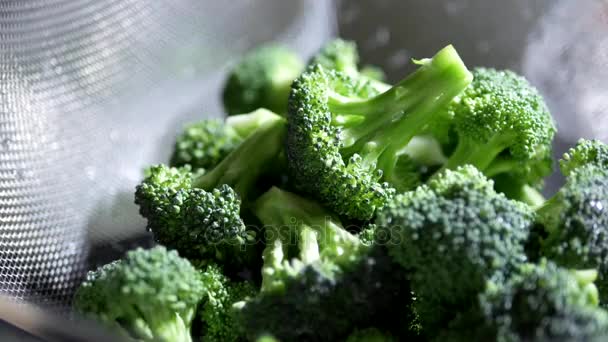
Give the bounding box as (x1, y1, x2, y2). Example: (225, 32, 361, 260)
(239, 187, 416, 341)
(440, 68, 556, 188)
(252, 187, 362, 293)
(538, 164, 608, 302)
(197, 264, 257, 342)
(288, 45, 472, 220)
(480, 261, 608, 342)
(170, 109, 278, 171)
(307, 38, 390, 93)
(73, 246, 204, 342)
(222, 45, 304, 115)
(376, 165, 534, 334)
(345, 328, 395, 342)
(170, 119, 240, 171)
(135, 110, 285, 266)
(135, 167, 254, 266)
(560, 139, 608, 176)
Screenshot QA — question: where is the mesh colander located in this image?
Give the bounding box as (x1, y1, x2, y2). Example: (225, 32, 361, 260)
(0, 0, 334, 318)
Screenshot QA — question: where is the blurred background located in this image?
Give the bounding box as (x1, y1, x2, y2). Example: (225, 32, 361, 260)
(0, 0, 606, 337)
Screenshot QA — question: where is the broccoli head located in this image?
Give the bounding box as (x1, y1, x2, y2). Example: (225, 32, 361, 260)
(238, 187, 416, 341)
(560, 138, 608, 176)
(307, 38, 390, 93)
(197, 264, 257, 342)
(73, 246, 204, 342)
(169, 119, 240, 171)
(135, 110, 285, 267)
(480, 261, 608, 342)
(538, 164, 608, 301)
(376, 165, 534, 333)
(135, 166, 254, 267)
(222, 45, 304, 115)
(288, 45, 472, 220)
(441, 68, 556, 187)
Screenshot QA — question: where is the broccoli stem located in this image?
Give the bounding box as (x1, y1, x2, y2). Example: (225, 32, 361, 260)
(330, 45, 472, 151)
(328, 46, 472, 182)
(140, 310, 192, 342)
(226, 108, 279, 139)
(260, 235, 288, 292)
(192, 114, 286, 199)
(254, 187, 359, 265)
(440, 131, 517, 174)
(299, 226, 320, 264)
(516, 185, 546, 208)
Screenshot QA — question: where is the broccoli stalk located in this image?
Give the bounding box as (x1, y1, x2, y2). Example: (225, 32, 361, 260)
(493, 173, 546, 207)
(192, 110, 286, 199)
(74, 247, 205, 342)
(288, 45, 472, 220)
(253, 186, 361, 292)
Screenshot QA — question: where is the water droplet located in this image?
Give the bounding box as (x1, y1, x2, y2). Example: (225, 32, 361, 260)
(84, 166, 96, 180)
(388, 49, 411, 69)
(590, 200, 604, 212)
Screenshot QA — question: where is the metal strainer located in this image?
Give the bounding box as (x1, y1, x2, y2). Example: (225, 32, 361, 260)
(0, 0, 334, 317)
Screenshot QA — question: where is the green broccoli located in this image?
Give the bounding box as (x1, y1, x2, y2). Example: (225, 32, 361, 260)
(287, 45, 472, 220)
(308, 39, 447, 185)
(375, 165, 534, 335)
(252, 186, 362, 293)
(222, 45, 304, 116)
(73, 247, 205, 342)
(439, 68, 556, 188)
(135, 109, 285, 266)
(480, 261, 608, 342)
(537, 164, 608, 302)
(170, 109, 279, 171)
(307, 38, 390, 93)
(560, 138, 608, 176)
(238, 187, 416, 341)
(197, 264, 257, 341)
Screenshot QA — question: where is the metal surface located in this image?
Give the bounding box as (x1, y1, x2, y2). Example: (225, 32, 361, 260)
(0, 0, 334, 314)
